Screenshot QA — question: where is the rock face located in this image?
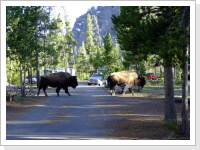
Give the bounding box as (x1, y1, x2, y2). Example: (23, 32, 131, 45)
(72, 6, 120, 48)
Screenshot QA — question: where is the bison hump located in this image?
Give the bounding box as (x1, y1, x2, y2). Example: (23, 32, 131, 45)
(41, 72, 71, 87)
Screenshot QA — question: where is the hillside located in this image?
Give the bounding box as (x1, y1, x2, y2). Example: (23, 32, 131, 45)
(72, 6, 120, 48)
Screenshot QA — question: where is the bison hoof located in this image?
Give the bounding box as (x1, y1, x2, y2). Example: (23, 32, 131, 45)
(111, 93, 115, 96)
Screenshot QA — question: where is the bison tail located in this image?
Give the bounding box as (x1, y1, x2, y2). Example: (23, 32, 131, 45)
(107, 75, 111, 88)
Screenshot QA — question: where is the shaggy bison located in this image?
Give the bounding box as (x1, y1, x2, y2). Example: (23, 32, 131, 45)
(107, 71, 146, 96)
(37, 72, 78, 97)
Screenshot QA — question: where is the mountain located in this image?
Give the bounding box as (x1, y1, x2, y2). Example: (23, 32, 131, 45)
(72, 6, 120, 48)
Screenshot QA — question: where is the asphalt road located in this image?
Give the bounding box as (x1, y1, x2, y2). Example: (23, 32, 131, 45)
(6, 81, 115, 140)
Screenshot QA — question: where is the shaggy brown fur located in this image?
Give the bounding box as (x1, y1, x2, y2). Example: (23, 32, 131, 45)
(107, 71, 146, 96)
(37, 72, 78, 97)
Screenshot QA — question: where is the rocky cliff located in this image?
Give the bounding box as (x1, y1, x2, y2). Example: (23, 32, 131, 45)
(72, 6, 120, 48)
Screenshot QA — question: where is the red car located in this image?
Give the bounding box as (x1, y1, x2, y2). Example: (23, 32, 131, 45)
(146, 73, 161, 79)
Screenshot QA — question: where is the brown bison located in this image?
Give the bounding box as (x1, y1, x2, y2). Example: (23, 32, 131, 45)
(107, 71, 146, 96)
(37, 72, 78, 97)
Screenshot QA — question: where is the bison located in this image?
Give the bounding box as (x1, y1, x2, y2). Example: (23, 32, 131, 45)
(107, 71, 146, 96)
(37, 72, 78, 97)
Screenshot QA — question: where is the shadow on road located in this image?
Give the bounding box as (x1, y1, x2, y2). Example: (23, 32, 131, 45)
(6, 81, 189, 140)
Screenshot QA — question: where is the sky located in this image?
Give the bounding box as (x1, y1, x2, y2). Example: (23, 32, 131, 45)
(52, 5, 95, 28)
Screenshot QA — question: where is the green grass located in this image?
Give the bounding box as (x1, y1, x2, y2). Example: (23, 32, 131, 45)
(105, 84, 190, 99)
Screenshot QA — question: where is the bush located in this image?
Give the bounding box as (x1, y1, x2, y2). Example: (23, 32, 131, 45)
(160, 77, 164, 85)
(174, 72, 182, 85)
(146, 78, 163, 86)
(77, 72, 90, 80)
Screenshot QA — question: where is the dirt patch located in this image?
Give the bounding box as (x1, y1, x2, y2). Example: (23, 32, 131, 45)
(6, 96, 48, 121)
(103, 96, 190, 140)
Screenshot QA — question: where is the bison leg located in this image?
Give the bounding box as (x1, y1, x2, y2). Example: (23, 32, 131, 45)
(64, 87, 71, 96)
(38, 85, 48, 96)
(110, 88, 115, 96)
(37, 87, 41, 96)
(137, 86, 141, 92)
(43, 86, 48, 96)
(110, 82, 117, 96)
(56, 87, 61, 97)
(122, 85, 129, 96)
(129, 86, 134, 96)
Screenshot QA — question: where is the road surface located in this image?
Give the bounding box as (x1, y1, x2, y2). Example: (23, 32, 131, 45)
(6, 81, 115, 140)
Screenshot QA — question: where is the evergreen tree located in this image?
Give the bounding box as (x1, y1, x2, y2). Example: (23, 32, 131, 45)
(112, 6, 148, 70)
(93, 46, 103, 71)
(85, 13, 96, 72)
(102, 33, 124, 76)
(93, 15, 102, 46)
(76, 42, 90, 79)
(7, 6, 43, 95)
(112, 43, 124, 72)
(6, 6, 61, 94)
(165, 6, 190, 136)
(103, 33, 114, 72)
(112, 6, 190, 132)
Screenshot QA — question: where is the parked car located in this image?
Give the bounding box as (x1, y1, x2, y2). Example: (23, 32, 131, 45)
(88, 73, 104, 86)
(23, 76, 37, 84)
(146, 73, 161, 80)
(29, 76, 37, 84)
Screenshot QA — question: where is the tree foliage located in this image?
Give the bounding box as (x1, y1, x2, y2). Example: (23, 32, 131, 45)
(6, 6, 77, 95)
(112, 6, 190, 135)
(85, 13, 96, 72)
(102, 33, 124, 76)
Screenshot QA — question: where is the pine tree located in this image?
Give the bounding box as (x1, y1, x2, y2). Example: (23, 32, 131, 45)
(102, 33, 124, 76)
(165, 6, 190, 136)
(6, 6, 61, 94)
(93, 46, 103, 71)
(76, 42, 90, 79)
(93, 15, 102, 46)
(85, 13, 96, 72)
(112, 6, 149, 71)
(103, 33, 113, 72)
(112, 6, 190, 130)
(7, 6, 43, 95)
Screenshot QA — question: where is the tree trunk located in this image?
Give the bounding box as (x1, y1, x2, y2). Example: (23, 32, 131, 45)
(35, 32, 40, 88)
(160, 65, 163, 78)
(9, 59, 12, 85)
(20, 64, 26, 97)
(180, 6, 190, 136)
(181, 46, 190, 136)
(30, 63, 32, 85)
(36, 48, 40, 88)
(164, 64, 177, 124)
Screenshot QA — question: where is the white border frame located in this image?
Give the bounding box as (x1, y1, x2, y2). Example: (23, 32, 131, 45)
(1, 0, 196, 146)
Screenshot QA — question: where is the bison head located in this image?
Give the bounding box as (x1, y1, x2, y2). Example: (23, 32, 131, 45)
(138, 74, 146, 88)
(69, 76, 78, 89)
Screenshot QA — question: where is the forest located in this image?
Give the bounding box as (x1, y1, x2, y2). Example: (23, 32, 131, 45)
(6, 6, 190, 135)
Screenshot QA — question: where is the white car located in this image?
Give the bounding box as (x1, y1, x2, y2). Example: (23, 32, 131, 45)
(22, 76, 37, 84)
(88, 73, 103, 86)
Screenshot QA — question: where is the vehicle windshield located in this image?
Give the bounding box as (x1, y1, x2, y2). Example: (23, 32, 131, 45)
(147, 73, 153, 75)
(91, 74, 101, 77)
